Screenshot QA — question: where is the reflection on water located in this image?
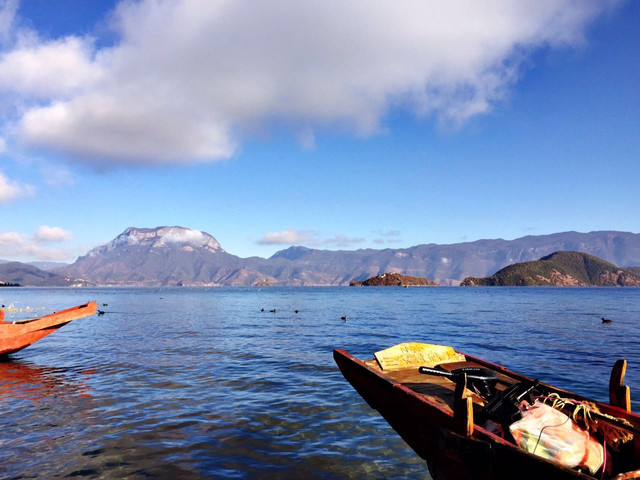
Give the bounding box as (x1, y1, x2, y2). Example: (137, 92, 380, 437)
(0, 287, 639, 478)
(0, 358, 96, 477)
(0, 359, 90, 402)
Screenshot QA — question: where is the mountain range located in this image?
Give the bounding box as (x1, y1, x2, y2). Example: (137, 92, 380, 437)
(0, 260, 68, 270)
(0, 262, 77, 286)
(2, 226, 640, 286)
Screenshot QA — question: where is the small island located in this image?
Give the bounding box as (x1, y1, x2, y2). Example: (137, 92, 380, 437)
(350, 272, 438, 287)
(461, 251, 640, 286)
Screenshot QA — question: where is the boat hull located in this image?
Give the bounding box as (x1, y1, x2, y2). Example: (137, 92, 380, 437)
(334, 348, 598, 480)
(0, 301, 97, 356)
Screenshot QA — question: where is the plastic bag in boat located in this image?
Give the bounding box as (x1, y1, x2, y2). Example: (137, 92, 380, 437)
(509, 402, 603, 474)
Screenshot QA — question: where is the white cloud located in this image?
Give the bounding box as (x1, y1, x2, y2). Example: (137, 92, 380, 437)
(0, 35, 102, 97)
(0, 170, 34, 202)
(0, 0, 615, 165)
(321, 234, 365, 247)
(258, 227, 366, 248)
(161, 229, 206, 244)
(114, 233, 138, 246)
(0, 230, 76, 261)
(373, 229, 403, 244)
(18, 94, 235, 164)
(0, 231, 21, 245)
(33, 225, 73, 243)
(258, 228, 317, 246)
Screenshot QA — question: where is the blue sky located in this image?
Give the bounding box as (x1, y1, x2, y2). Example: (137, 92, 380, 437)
(0, 0, 638, 262)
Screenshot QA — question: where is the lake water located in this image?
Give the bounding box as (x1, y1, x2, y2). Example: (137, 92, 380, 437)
(1, 287, 639, 479)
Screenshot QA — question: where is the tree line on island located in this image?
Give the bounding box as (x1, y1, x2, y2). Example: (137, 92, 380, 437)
(350, 272, 438, 286)
(460, 251, 640, 286)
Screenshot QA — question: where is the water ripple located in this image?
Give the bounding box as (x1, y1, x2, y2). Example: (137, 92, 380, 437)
(1, 287, 639, 478)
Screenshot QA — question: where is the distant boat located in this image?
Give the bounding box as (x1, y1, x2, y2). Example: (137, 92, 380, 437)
(334, 342, 640, 479)
(0, 301, 97, 356)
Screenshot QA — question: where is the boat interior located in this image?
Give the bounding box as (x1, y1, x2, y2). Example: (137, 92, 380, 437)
(360, 342, 640, 479)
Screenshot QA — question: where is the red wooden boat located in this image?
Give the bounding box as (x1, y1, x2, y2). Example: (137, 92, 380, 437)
(0, 301, 97, 356)
(334, 342, 640, 480)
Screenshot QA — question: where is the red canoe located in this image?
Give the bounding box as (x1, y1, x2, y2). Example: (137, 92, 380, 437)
(334, 342, 640, 480)
(0, 301, 97, 356)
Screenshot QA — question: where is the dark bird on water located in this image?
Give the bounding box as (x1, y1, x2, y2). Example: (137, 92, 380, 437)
(261, 308, 264, 312)
(295, 309, 299, 314)
(102, 303, 108, 306)
(98, 310, 105, 315)
(602, 317, 612, 324)
(270, 309, 276, 313)
(341, 316, 347, 321)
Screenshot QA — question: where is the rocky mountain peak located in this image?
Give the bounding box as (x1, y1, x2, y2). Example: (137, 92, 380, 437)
(88, 226, 224, 257)
(270, 246, 313, 260)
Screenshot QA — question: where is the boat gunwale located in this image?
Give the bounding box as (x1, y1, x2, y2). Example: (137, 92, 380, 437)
(0, 301, 96, 329)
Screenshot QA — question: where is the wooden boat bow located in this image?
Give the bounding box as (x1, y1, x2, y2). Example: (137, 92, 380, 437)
(0, 301, 98, 356)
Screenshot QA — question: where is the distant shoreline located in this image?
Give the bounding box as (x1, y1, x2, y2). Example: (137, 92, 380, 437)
(2, 284, 639, 289)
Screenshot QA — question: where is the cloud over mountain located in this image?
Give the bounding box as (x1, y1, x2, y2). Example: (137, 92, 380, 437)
(0, 0, 613, 165)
